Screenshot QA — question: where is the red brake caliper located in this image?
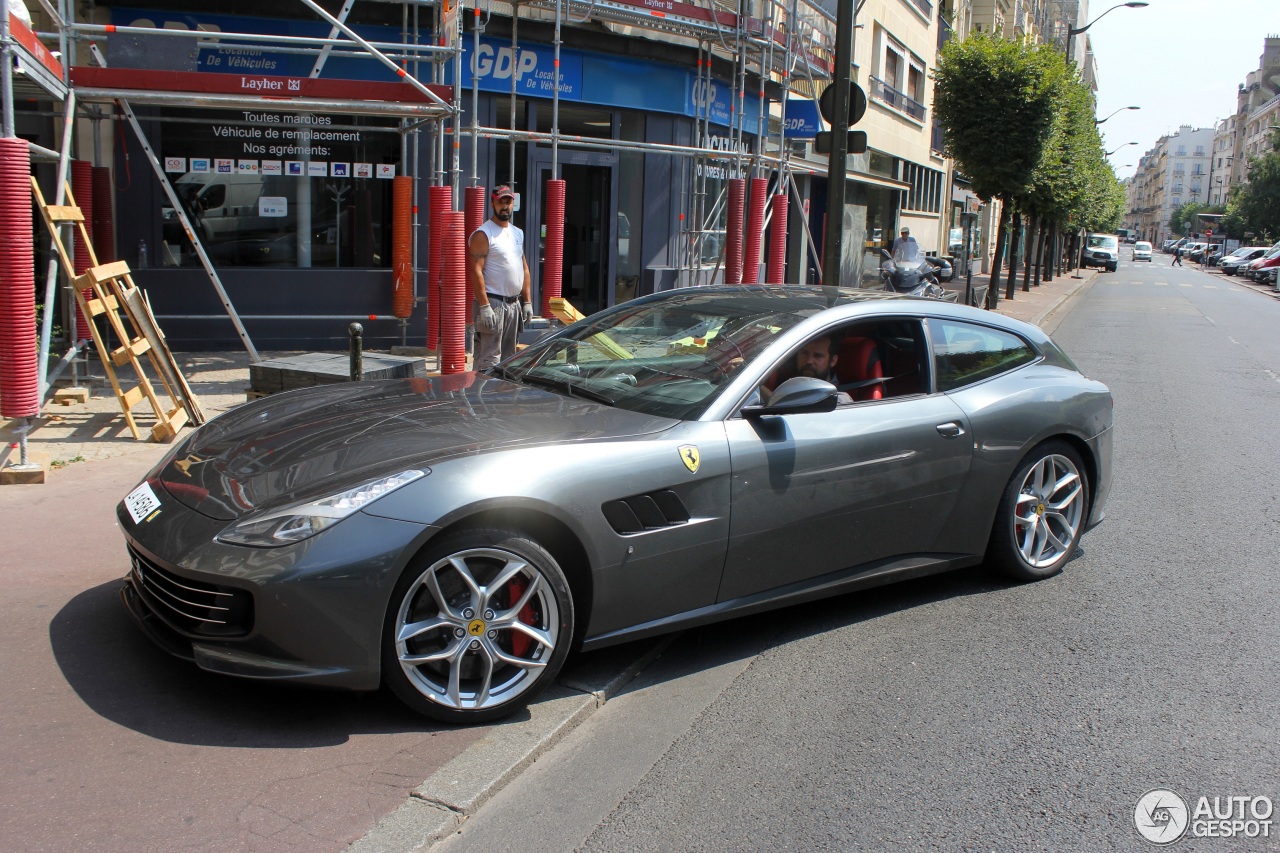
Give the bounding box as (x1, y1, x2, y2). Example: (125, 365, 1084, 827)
(506, 577, 537, 658)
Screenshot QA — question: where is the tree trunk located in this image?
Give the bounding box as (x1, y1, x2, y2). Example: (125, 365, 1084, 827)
(988, 201, 1009, 307)
(1006, 209, 1022, 300)
(1033, 218, 1047, 287)
(1029, 213, 1039, 290)
(1042, 223, 1055, 283)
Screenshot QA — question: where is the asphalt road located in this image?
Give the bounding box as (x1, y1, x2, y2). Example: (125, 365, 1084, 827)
(431, 254, 1280, 852)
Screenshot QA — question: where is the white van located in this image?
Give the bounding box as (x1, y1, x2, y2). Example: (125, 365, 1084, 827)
(1082, 233, 1119, 273)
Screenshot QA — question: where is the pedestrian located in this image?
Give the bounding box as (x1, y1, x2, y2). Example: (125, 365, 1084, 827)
(469, 184, 533, 370)
(891, 226, 918, 261)
(1173, 244, 1183, 266)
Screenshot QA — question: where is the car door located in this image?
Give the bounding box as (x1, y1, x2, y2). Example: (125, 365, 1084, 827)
(718, 329, 974, 603)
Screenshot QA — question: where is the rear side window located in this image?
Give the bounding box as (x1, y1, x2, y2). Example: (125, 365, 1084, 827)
(929, 319, 1037, 392)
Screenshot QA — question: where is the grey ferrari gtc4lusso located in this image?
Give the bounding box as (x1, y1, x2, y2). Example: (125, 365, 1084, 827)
(118, 286, 1114, 723)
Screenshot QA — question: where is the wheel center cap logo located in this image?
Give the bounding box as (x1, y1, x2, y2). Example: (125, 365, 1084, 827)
(1035, 502, 1046, 517)
(467, 619, 486, 636)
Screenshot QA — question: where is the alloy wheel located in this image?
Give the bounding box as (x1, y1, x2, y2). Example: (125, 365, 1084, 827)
(1012, 453, 1084, 569)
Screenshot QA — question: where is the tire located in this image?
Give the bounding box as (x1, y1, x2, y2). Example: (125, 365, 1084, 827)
(383, 527, 574, 723)
(987, 441, 1090, 582)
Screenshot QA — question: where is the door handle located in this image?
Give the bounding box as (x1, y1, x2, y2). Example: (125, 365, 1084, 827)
(936, 421, 965, 438)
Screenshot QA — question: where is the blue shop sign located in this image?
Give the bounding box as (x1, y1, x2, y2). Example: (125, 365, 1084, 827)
(460, 38, 583, 99)
(782, 99, 822, 138)
(111, 7, 404, 82)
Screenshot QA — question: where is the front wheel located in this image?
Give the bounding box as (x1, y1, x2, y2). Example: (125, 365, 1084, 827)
(383, 527, 574, 723)
(987, 441, 1090, 582)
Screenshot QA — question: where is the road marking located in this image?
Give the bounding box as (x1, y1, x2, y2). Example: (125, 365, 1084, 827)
(1204, 285, 1217, 289)
(1229, 336, 1240, 344)
(1179, 283, 1192, 287)
(1154, 282, 1168, 286)
(1266, 368, 1280, 384)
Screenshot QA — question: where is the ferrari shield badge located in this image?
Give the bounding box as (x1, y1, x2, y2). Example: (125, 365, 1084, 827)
(678, 444, 700, 474)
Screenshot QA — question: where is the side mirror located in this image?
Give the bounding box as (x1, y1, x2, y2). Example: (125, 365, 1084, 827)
(742, 376, 838, 418)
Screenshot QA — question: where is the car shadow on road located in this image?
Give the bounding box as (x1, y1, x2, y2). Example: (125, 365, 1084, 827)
(608, 560, 1059, 691)
(49, 579, 448, 747)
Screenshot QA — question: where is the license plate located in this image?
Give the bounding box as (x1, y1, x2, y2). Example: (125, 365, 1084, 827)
(124, 482, 161, 524)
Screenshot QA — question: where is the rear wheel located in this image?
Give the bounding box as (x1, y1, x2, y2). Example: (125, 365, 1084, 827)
(383, 527, 574, 723)
(988, 441, 1089, 582)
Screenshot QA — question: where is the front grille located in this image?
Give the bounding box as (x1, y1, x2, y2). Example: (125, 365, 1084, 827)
(128, 546, 253, 638)
(602, 490, 692, 535)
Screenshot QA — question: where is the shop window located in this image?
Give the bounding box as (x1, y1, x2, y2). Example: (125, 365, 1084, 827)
(155, 107, 401, 268)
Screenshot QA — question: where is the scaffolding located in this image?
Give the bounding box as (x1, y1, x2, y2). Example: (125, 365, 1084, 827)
(2, 0, 849, 461)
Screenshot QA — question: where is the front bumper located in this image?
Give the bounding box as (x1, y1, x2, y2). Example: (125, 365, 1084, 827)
(118, 497, 433, 691)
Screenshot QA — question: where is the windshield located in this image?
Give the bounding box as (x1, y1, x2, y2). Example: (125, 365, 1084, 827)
(1135, 242, 1151, 251)
(500, 288, 841, 419)
(1087, 235, 1118, 250)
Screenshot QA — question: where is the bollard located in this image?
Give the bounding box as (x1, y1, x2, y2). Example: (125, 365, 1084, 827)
(348, 322, 363, 381)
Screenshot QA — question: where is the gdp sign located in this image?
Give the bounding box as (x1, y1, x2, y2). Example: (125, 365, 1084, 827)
(463, 38, 582, 98)
(783, 99, 822, 138)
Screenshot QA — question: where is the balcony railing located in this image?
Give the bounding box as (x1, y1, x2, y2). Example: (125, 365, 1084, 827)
(869, 76, 926, 122)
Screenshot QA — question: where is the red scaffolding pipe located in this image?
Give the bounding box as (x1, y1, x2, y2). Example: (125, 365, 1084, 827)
(464, 186, 486, 321)
(440, 211, 467, 374)
(742, 176, 767, 284)
(426, 185, 452, 349)
(725, 178, 744, 285)
(0, 137, 38, 418)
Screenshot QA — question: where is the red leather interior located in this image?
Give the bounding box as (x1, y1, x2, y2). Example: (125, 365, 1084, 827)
(835, 336, 883, 400)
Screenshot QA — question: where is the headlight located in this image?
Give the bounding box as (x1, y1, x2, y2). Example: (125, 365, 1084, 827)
(217, 469, 426, 547)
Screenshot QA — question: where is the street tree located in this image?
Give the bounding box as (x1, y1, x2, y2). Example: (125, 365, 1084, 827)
(1231, 151, 1280, 241)
(935, 33, 1058, 300)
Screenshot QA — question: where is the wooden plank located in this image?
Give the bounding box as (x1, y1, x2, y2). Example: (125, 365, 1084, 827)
(127, 287, 206, 425)
(85, 294, 119, 316)
(122, 385, 146, 407)
(45, 204, 85, 223)
(110, 337, 151, 366)
(77, 260, 132, 287)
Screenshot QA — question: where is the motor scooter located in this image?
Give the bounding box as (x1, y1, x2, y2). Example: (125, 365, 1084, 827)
(880, 246, 955, 301)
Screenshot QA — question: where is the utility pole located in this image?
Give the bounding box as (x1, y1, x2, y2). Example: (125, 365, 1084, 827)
(820, 0, 856, 285)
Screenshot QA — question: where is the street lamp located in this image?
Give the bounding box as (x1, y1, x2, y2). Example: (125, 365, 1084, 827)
(1067, 2, 1148, 63)
(1097, 105, 1140, 124)
(1106, 142, 1139, 156)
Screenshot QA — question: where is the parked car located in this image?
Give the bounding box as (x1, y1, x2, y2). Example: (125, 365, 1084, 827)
(1081, 233, 1120, 272)
(1132, 241, 1153, 262)
(1202, 245, 1224, 265)
(116, 286, 1114, 723)
(1243, 244, 1280, 280)
(1249, 249, 1280, 282)
(1219, 247, 1269, 275)
(1164, 238, 1189, 254)
(1183, 242, 1208, 262)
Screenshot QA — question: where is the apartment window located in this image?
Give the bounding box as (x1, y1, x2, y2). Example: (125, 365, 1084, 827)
(1175, 147, 1186, 156)
(899, 161, 943, 214)
(872, 30, 927, 122)
(1194, 146, 1205, 155)
(1191, 183, 1201, 195)
(1173, 183, 1184, 194)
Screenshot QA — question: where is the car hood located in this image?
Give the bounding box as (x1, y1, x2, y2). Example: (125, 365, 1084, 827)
(155, 374, 678, 520)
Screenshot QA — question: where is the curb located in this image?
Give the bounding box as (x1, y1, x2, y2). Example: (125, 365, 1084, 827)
(346, 634, 676, 852)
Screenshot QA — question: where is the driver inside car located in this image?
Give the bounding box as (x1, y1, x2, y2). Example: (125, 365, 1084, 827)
(759, 334, 852, 405)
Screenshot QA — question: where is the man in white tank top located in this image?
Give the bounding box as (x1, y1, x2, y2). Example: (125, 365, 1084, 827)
(469, 185, 533, 369)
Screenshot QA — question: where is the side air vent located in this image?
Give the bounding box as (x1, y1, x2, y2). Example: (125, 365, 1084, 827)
(601, 490, 692, 535)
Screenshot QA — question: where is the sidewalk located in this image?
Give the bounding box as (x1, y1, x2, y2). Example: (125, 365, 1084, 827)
(966, 264, 1099, 330)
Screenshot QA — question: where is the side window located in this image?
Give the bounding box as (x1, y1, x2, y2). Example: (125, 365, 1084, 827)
(929, 319, 1036, 392)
